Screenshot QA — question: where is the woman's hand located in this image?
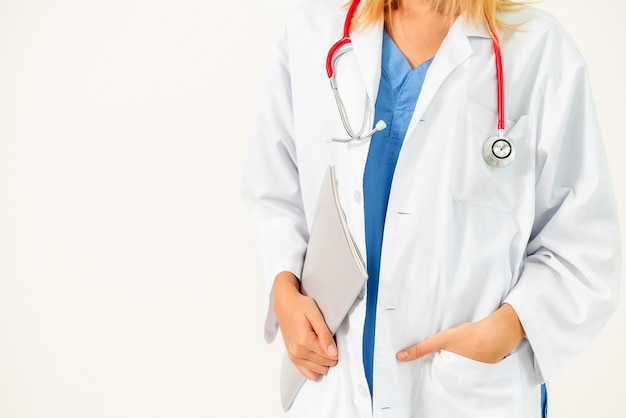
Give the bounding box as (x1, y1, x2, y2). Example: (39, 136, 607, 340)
(273, 271, 338, 380)
(396, 303, 526, 364)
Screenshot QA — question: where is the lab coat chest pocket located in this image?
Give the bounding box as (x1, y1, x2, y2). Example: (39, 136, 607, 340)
(451, 102, 531, 213)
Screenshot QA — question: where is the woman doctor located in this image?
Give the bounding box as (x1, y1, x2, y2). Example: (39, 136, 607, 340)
(242, 0, 621, 416)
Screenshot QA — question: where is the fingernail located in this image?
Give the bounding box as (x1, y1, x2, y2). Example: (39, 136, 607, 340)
(397, 351, 409, 361)
(328, 345, 337, 356)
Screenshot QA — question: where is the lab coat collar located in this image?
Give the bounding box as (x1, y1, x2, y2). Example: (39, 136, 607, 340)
(349, 17, 384, 109)
(407, 15, 491, 136)
(461, 15, 492, 39)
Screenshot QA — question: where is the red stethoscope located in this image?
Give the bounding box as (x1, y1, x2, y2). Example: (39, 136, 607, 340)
(325, 0, 515, 168)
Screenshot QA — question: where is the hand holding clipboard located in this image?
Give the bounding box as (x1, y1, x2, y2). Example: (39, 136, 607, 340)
(278, 165, 367, 411)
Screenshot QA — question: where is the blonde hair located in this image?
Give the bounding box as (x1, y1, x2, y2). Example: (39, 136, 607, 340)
(352, 0, 527, 36)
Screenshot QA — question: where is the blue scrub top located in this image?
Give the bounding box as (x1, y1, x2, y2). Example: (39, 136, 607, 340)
(362, 30, 432, 398)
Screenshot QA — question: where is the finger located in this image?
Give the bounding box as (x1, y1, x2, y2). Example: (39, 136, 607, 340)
(396, 333, 447, 362)
(305, 304, 338, 358)
(288, 343, 338, 367)
(286, 331, 338, 367)
(304, 350, 339, 367)
(294, 360, 330, 380)
(295, 363, 320, 381)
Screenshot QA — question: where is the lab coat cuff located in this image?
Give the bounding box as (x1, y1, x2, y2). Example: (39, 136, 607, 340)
(504, 287, 554, 382)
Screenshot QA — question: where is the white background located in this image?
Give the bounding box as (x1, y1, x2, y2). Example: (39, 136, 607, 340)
(0, 0, 624, 416)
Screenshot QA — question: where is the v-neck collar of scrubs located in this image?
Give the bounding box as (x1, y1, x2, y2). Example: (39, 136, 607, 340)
(380, 30, 433, 140)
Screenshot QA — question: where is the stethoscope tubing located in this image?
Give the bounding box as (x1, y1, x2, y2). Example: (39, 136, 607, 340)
(489, 27, 506, 133)
(326, 0, 362, 78)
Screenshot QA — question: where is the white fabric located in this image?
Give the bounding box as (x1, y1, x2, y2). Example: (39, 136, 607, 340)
(241, 1, 622, 416)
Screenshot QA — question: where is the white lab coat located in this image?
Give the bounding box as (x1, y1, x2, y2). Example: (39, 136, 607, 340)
(242, 1, 621, 417)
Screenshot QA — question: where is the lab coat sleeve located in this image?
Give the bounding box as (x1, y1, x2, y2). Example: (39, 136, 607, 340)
(241, 27, 308, 343)
(504, 57, 622, 381)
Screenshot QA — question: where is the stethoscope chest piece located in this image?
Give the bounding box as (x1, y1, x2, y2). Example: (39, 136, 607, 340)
(483, 135, 515, 167)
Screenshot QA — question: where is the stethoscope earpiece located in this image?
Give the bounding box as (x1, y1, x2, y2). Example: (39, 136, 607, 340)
(483, 135, 515, 167)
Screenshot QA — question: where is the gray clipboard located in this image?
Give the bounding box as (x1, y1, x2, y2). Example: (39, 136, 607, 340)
(279, 165, 367, 411)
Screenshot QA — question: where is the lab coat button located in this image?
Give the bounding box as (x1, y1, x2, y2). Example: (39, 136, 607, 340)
(357, 384, 369, 398)
(354, 190, 362, 204)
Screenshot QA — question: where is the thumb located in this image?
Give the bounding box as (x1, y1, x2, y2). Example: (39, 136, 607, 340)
(396, 333, 444, 362)
(306, 307, 337, 357)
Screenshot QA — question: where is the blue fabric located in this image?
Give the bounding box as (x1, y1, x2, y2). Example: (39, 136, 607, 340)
(541, 383, 548, 417)
(362, 31, 432, 398)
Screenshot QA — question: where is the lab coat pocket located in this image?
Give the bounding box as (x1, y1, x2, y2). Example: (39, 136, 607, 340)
(451, 101, 531, 213)
(426, 350, 523, 418)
